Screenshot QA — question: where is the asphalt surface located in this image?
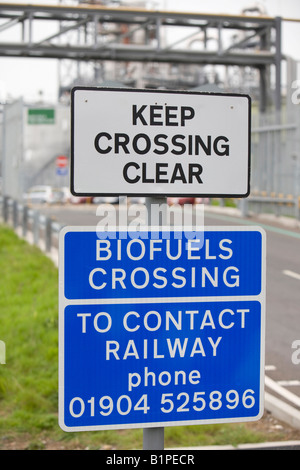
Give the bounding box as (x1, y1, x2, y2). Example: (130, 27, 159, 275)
(204, 210, 300, 391)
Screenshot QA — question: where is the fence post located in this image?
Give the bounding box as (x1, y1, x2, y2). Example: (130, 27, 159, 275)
(45, 217, 52, 253)
(33, 210, 40, 246)
(12, 200, 18, 229)
(22, 205, 28, 237)
(3, 196, 9, 223)
(295, 197, 300, 221)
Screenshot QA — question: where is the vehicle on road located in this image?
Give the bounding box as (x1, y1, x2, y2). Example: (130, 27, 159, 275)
(168, 197, 209, 205)
(24, 185, 64, 204)
(92, 196, 119, 204)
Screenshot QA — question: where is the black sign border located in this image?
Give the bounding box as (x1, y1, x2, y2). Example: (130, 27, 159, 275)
(70, 87, 251, 198)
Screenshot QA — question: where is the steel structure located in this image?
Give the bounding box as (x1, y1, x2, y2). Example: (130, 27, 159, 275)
(0, 3, 283, 110)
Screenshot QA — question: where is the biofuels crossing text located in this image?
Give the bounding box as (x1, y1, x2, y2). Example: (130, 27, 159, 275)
(88, 237, 239, 292)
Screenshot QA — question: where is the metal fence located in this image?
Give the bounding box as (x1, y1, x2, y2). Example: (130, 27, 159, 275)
(0, 195, 62, 265)
(244, 110, 300, 220)
(243, 192, 300, 220)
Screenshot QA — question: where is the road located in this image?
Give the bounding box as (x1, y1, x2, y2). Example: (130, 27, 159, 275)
(43, 202, 300, 424)
(204, 211, 300, 389)
(203, 209, 300, 429)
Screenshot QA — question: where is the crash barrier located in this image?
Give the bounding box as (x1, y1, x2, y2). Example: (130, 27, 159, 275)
(0, 195, 62, 264)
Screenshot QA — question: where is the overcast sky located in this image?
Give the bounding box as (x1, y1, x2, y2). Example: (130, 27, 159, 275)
(0, 0, 299, 103)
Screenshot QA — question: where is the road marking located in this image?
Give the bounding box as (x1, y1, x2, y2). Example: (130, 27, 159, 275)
(265, 365, 277, 371)
(277, 380, 300, 387)
(283, 270, 300, 281)
(265, 376, 300, 408)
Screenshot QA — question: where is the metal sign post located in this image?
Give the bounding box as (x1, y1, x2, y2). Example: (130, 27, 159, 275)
(143, 426, 164, 451)
(143, 195, 166, 450)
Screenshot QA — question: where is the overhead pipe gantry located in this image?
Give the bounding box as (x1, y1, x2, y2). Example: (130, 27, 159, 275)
(0, 2, 283, 111)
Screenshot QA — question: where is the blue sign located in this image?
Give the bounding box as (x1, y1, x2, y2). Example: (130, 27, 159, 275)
(56, 167, 68, 176)
(63, 228, 263, 300)
(59, 227, 265, 431)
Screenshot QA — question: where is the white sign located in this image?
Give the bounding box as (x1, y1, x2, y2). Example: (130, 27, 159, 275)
(71, 88, 250, 197)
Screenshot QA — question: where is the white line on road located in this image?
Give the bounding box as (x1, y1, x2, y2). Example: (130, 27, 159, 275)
(283, 270, 300, 281)
(277, 380, 300, 387)
(265, 376, 300, 408)
(265, 365, 277, 371)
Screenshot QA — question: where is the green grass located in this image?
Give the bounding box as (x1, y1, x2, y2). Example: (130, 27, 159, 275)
(0, 224, 289, 450)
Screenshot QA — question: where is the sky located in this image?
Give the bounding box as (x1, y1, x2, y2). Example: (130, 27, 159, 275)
(0, 0, 299, 103)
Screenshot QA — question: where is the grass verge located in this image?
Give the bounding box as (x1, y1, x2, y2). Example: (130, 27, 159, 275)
(0, 224, 296, 449)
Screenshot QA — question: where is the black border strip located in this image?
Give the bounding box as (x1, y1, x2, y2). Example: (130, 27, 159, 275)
(70, 87, 251, 198)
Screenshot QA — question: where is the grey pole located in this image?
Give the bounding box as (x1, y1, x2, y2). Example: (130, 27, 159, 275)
(143, 426, 164, 451)
(145, 196, 167, 227)
(143, 195, 166, 450)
